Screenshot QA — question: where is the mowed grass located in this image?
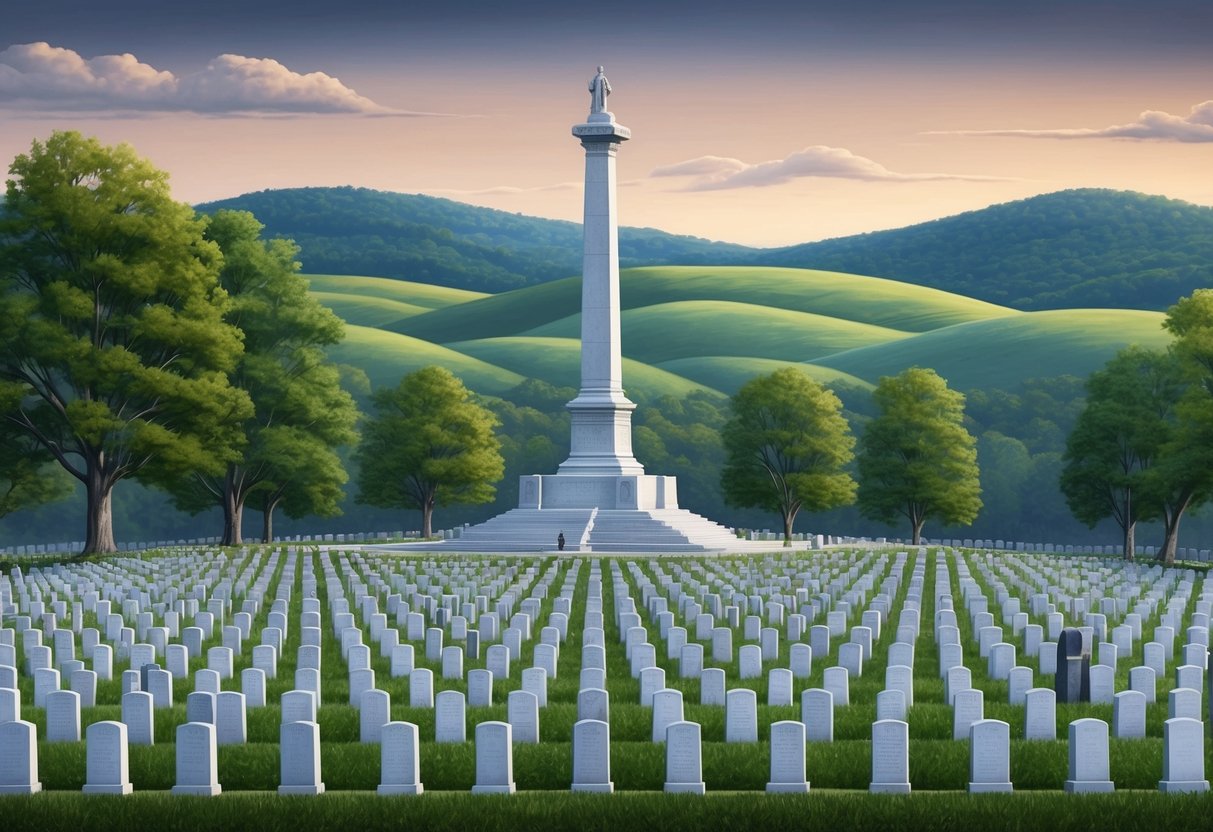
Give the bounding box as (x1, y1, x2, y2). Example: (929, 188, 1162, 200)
(4, 790, 1211, 832)
(328, 325, 525, 394)
(311, 292, 431, 328)
(445, 336, 721, 399)
(305, 274, 487, 309)
(655, 356, 875, 397)
(812, 308, 1173, 390)
(395, 266, 1016, 344)
(523, 301, 910, 364)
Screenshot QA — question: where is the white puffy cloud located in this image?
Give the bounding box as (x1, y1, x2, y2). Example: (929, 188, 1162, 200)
(650, 145, 999, 190)
(0, 42, 397, 115)
(937, 100, 1213, 143)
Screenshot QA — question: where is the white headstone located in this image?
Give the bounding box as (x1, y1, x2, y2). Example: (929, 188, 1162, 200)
(766, 719, 810, 793)
(378, 721, 423, 795)
(279, 720, 324, 796)
(471, 721, 515, 795)
(571, 718, 613, 793)
(869, 719, 911, 794)
(83, 720, 133, 795)
(171, 722, 220, 796)
(663, 721, 705, 794)
(1064, 718, 1114, 793)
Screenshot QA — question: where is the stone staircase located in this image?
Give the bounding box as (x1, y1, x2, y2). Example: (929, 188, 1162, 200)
(436, 507, 741, 553)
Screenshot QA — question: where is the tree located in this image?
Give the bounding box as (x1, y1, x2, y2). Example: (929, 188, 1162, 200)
(0, 411, 73, 518)
(0, 132, 252, 555)
(857, 367, 981, 545)
(250, 427, 350, 543)
(160, 210, 359, 544)
(355, 366, 504, 537)
(1059, 347, 1201, 562)
(720, 368, 856, 544)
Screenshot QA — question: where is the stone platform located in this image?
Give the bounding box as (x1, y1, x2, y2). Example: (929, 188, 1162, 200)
(423, 506, 743, 553)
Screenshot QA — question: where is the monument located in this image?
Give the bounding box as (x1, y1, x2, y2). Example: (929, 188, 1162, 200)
(441, 68, 740, 552)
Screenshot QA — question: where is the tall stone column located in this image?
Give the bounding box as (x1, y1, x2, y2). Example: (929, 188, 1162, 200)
(558, 73, 644, 476)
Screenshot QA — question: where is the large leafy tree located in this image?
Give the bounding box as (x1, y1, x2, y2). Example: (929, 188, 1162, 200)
(162, 210, 359, 544)
(857, 367, 981, 545)
(0, 132, 251, 555)
(355, 366, 504, 538)
(0, 410, 73, 518)
(1059, 347, 1202, 562)
(720, 368, 856, 544)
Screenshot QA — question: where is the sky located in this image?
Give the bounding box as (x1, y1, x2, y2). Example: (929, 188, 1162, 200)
(1, 0, 1210, 247)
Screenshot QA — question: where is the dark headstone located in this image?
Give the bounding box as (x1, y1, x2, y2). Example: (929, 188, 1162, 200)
(466, 630, 481, 661)
(1055, 629, 1089, 703)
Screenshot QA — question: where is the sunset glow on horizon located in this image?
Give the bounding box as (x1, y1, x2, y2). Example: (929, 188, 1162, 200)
(2, 1, 1210, 247)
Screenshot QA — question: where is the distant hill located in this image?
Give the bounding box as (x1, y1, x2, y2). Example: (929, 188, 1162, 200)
(197, 187, 755, 292)
(760, 190, 1213, 310)
(309, 266, 1171, 400)
(199, 187, 1213, 310)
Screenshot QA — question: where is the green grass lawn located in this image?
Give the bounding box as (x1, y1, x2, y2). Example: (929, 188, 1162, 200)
(812, 308, 1172, 390)
(310, 292, 431, 328)
(654, 356, 874, 397)
(305, 274, 487, 309)
(6, 544, 1210, 830)
(444, 336, 720, 399)
(523, 300, 911, 364)
(327, 325, 525, 394)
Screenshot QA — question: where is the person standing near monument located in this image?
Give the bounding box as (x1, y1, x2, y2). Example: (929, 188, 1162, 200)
(557, 532, 566, 551)
(589, 66, 611, 114)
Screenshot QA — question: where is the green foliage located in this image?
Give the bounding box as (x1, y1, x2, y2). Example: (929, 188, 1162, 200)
(355, 366, 504, 536)
(768, 188, 1213, 311)
(0, 131, 252, 553)
(1059, 347, 1201, 559)
(197, 187, 753, 292)
(160, 209, 360, 544)
(857, 367, 981, 543)
(0, 420, 72, 518)
(721, 368, 856, 542)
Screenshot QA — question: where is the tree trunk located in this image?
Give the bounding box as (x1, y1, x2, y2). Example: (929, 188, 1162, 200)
(83, 463, 117, 555)
(1123, 520, 1135, 561)
(911, 518, 924, 546)
(422, 495, 435, 538)
(909, 505, 925, 546)
(221, 480, 243, 546)
(1160, 503, 1188, 566)
(261, 497, 280, 544)
(782, 506, 798, 547)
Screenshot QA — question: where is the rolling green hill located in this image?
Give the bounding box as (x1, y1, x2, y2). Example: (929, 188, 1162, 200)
(205, 187, 1212, 311)
(524, 300, 911, 364)
(199, 187, 754, 292)
(310, 292, 430, 329)
(310, 266, 1164, 401)
(655, 356, 874, 397)
(810, 308, 1171, 390)
(305, 274, 485, 308)
(764, 190, 1213, 311)
(329, 325, 525, 395)
(445, 336, 719, 399)
(395, 266, 1016, 344)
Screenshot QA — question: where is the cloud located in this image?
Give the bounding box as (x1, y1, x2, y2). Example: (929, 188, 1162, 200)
(934, 100, 1213, 143)
(0, 42, 416, 115)
(649, 145, 1001, 190)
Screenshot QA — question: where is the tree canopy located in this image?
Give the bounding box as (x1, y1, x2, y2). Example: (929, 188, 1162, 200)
(161, 209, 359, 544)
(720, 368, 856, 544)
(857, 367, 981, 544)
(0, 131, 252, 554)
(1058, 346, 1208, 562)
(355, 366, 504, 537)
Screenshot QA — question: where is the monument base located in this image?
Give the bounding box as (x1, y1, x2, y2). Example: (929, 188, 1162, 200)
(1064, 780, 1114, 793)
(519, 473, 678, 511)
(571, 782, 614, 793)
(766, 781, 811, 793)
(1158, 780, 1209, 793)
(664, 782, 706, 794)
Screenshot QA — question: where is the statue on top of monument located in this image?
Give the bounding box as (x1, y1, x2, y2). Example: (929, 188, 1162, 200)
(589, 66, 611, 114)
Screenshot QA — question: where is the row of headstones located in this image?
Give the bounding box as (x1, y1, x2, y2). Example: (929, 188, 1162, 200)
(2, 709, 1207, 796)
